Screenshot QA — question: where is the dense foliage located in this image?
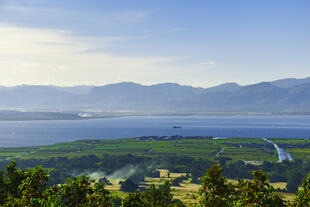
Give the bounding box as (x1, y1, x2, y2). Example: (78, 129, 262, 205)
(2, 160, 310, 206)
(0, 161, 185, 206)
(199, 164, 307, 207)
(0, 153, 309, 194)
(0, 161, 115, 206)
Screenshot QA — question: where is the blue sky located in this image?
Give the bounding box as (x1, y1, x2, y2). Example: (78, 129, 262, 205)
(0, 0, 309, 87)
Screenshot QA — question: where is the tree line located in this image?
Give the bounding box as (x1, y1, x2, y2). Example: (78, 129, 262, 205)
(0, 154, 309, 194)
(1, 162, 310, 206)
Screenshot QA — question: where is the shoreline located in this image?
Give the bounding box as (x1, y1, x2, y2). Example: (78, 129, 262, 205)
(1, 111, 310, 122)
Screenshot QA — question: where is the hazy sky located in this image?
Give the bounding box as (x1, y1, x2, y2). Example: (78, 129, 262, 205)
(0, 0, 309, 87)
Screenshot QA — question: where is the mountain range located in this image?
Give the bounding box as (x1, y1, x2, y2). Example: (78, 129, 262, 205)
(1, 77, 310, 113)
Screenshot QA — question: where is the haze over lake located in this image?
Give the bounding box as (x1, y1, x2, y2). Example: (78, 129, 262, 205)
(1, 115, 310, 147)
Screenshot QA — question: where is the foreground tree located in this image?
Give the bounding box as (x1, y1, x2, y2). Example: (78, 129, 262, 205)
(5, 161, 27, 198)
(0, 161, 115, 206)
(18, 166, 48, 206)
(293, 171, 310, 207)
(122, 192, 149, 207)
(199, 164, 288, 207)
(123, 181, 184, 207)
(58, 175, 94, 207)
(143, 182, 174, 207)
(54, 175, 113, 207)
(199, 164, 235, 207)
(235, 170, 287, 207)
(88, 182, 114, 207)
(0, 170, 7, 204)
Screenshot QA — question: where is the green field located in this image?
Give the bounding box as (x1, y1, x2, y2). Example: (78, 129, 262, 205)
(0, 137, 278, 162)
(271, 138, 310, 161)
(3, 137, 310, 163)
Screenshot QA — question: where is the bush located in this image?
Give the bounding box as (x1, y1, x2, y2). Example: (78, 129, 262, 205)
(120, 179, 138, 193)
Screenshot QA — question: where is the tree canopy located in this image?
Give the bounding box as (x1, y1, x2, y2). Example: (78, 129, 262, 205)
(0, 161, 310, 206)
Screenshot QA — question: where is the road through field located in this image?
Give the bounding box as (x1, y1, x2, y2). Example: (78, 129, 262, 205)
(263, 138, 293, 162)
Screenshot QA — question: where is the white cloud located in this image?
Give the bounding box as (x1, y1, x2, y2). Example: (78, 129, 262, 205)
(0, 23, 182, 86)
(199, 61, 217, 65)
(1, 4, 34, 13)
(0, 2, 150, 27)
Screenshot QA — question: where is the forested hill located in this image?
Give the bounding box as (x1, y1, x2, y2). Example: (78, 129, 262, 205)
(1, 77, 310, 113)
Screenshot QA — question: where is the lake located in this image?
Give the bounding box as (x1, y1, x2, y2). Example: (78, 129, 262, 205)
(1, 115, 310, 147)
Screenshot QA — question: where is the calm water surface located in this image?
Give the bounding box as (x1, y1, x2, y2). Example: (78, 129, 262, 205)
(1, 115, 310, 147)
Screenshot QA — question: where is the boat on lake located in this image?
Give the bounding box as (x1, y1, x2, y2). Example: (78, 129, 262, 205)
(173, 126, 182, 129)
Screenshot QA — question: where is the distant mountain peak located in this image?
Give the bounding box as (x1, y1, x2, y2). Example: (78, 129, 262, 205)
(1, 77, 310, 113)
(246, 82, 275, 88)
(270, 77, 310, 88)
(205, 82, 242, 93)
(152, 83, 181, 87)
(221, 82, 240, 86)
(104, 82, 143, 87)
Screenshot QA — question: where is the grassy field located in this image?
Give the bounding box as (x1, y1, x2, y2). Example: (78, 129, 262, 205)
(0, 137, 278, 162)
(105, 169, 201, 206)
(271, 138, 310, 144)
(271, 138, 310, 161)
(104, 169, 292, 206)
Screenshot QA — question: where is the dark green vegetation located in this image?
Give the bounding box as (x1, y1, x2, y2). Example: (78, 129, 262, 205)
(0, 161, 183, 206)
(0, 137, 310, 191)
(198, 164, 310, 207)
(2, 162, 310, 206)
(0, 137, 277, 161)
(2, 137, 310, 205)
